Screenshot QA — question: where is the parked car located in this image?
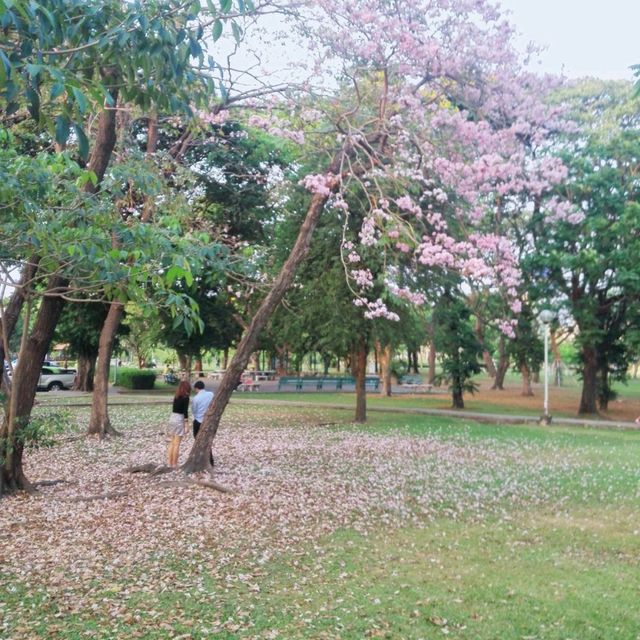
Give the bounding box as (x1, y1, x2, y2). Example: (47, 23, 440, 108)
(38, 366, 76, 391)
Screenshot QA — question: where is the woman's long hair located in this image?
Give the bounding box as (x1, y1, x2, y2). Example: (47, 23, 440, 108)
(174, 380, 191, 399)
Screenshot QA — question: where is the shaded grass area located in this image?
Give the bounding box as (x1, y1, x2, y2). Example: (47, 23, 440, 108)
(2, 405, 640, 639)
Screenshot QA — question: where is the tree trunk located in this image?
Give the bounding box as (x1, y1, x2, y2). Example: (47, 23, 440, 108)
(182, 169, 342, 474)
(578, 344, 598, 415)
(1, 276, 66, 495)
(550, 330, 563, 386)
(427, 321, 437, 385)
(74, 351, 97, 391)
(352, 337, 368, 422)
(376, 341, 392, 397)
(491, 335, 509, 390)
(0, 260, 39, 388)
(409, 349, 419, 374)
(520, 363, 533, 396)
(82, 89, 119, 196)
(451, 380, 464, 409)
(598, 365, 609, 411)
(84, 86, 121, 435)
(177, 352, 189, 372)
(87, 302, 123, 437)
(476, 316, 497, 378)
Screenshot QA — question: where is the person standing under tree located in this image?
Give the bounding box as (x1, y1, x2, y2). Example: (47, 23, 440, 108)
(192, 380, 215, 466)
(166, 380, 191, 468)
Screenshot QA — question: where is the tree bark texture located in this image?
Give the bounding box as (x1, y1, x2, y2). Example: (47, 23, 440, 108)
(550, 331, 564, 386)
(475, 316, 497, 378)
(83, 86, 119, 194)
(427, 321, 437, 385)
(491, 335, 509, 390)
(182, 172, 342, 474)
(352, 336, 368, 423)
(376, 341, 392, 397)
(74, 351, 97, 392)
(1, 276, 66, 495)
(598, 365, 610, 411)
(579, 344, 598, 415)
(520, 363, 533, 396)
(0, 260, 39, 388)
(88, 302, 124, 436)
(178, 353, 190, 373)
(451, 384, 464, 409)
(85, 87, 126, 436)
(409, 349, 419, 374)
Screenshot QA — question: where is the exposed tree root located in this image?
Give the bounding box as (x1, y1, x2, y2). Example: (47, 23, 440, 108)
(66, 491, 129, 503)
(33, 479, 69, 487)
(125, 463, 180, 476)
(125, 463, 159, 474)
(150, 465, 175, 477)
(157, 479, 232, 493)
(125, 462, 231, 492)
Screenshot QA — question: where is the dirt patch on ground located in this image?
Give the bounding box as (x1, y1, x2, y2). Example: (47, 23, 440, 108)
(450, 376, 640, 422)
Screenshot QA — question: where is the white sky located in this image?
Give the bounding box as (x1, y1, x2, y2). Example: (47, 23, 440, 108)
(499, 0, 639, 80)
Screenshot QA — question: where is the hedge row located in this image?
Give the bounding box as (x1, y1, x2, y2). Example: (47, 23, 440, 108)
(115, 368, 156, 390)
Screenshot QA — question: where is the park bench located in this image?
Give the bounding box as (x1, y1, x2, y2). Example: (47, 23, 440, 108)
(399, 374, 433, 392)
(277, 376, 380, 392)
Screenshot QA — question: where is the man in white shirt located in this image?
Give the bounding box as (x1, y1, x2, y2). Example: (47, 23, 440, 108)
(191, 380, 215, 466)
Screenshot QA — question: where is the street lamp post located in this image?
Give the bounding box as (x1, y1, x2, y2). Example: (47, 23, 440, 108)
(539, 310, 555, 425)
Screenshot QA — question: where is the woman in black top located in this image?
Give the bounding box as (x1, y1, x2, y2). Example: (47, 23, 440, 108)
(167, 380, 191, 468)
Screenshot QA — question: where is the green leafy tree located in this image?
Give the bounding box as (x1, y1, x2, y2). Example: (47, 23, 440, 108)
(0, 0, 253, 493)
(433, 289, 483, 409)
(529, 81, 640, 414)
(54, 301, 110, 391)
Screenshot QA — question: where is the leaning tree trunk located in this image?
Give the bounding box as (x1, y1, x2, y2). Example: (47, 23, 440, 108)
(74, 350, 97, 391)
(377, 341, 392, 397)
(182, 170, 343, 474)
(88, 302, 123, 436)
(352, 336, 368, 423)
(491, 335, 509, 390)
(1, 276, 66, 496)
(578, 344, 598, 415)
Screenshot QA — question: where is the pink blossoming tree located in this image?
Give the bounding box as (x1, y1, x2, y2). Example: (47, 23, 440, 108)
(184, 0, 570, 472)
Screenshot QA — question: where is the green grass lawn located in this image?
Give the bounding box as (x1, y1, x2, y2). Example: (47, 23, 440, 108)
(2, 404, 639, 639)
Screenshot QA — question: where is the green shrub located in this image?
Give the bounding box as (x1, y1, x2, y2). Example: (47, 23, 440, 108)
(115, 367, 156, 390)
(20, 408, 74, 449)
(390, 358, 408, 379)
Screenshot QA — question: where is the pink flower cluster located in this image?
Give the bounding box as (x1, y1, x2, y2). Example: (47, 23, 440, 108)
(197, 109, 230, 125)
(247, 114, 305, 145)
(351, 268, 374, 288)
(301, 173, 337, 196)
(362, 298, 400, 321)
